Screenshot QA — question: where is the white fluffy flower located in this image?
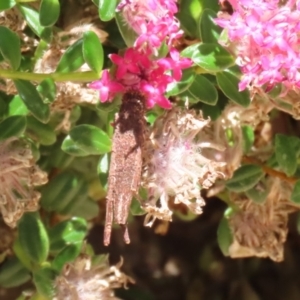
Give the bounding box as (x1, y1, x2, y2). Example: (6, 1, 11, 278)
(142, 108, 225, 226)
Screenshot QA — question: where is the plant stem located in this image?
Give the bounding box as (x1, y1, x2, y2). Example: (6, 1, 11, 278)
(0, 69, 99, 82)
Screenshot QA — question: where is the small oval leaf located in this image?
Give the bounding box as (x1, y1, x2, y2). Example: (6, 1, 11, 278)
(52, 243, 82, 272)
(166, 68, 195, 96)
(216, 71, 251, 107)
(226, 164, 264, 192)
(83, 31, 104, 74)
(40, 173, 88, 214)
(9, 95, 28, 116)
(0, 0, 16, 12)
(39, 0, 60, 27)
(245, 183, 269, 204)
(37, 78, 56, 103)
(49, 217, 88, 253)
(275, 134, 298, 176)
(188, 74, 218, 105)
(115, 11, 137, 47)
(99, 0, 118, 21)
(33, 266, 57, 298)
(217, 217, 233, 256)
(56, 39, 85, 73)
(14, 79, 50, 123)
(18, 212, 50, 265)
(0, 257, 30, 288)
(62, 125, 112, 156)
(0, 115, 26, 141)
(25, 116, 56, 145)
(17, 4, 52, 42)
(192, 43, 235, 72)
(199, 9, 222, 43)
(0, 26, 21, 70)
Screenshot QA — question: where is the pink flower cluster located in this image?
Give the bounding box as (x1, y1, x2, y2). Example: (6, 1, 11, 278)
(90, 0, 192, 109)
(216, 0, 300, 92)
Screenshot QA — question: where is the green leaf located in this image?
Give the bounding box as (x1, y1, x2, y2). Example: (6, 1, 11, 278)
(65, 197, 99, 219)
(275, 134, 298, 176)
(0, 26, 21, 70)
(181, 42, 201, 59)
(37, 78, 56, 103)
(0, 0, 16, 11)
(216, 71, 251, 107)
(39, 0, 60, 27)
(0, 95, 8, 121)
(199, 9, 222, 43)
(8, 95, 29, 116)
(46, 144, 75, 170)
(242, 125, 255, 153)
(17, 4, 52, 42)
(245, 183, 269, 204)
(166, 68, 195, 96)
(131, 196, 146, 216)
(200, 89, 228, 121)
(40, 173, 88, 214)
(291, 180, 300, 204)
(52, 243, 82, 272)
(25, 116, 56, 145)
(0, 115, 26, 141)
(191, 43, 235, 72)
(62, 125, 112, 156)
(83, 31, 103, 74)
(226, 164, 264, 192)
(217, 217, 233, 256)
(0, 257, 30, 288)
(49, 217, 88, 253)
(13, 80, 50, 123)
(187, 74, 218, 105)
(98, 0, 117, 21)
(56, 38, 85, 73)
(176, 0, 202, 37)
(18, 212, 50, 265)
(13, 237, 33, 271)
(60, 136, 89, 156)
(32, 266, 57, 298)
(115, 11, 137, 47)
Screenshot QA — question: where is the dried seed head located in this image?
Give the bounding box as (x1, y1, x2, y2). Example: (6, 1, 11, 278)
(54, 254, 134, 300)
(228, 178, 298, 262)
(142, 108, 225, 226)
(0, 138, 48, 227)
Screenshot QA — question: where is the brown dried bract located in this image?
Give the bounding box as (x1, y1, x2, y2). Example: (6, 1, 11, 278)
(104, 90, 146, 246)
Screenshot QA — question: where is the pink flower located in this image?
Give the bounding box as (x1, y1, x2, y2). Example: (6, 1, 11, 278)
(140, 80, 172, 109)
(118, 0, 182, 51)
(89, 70, 124, 102)
(157, 49, 192, 81)
(90, 0, 188, 110)
(109, 48, 141, 78)
(216, 0, 300, 92)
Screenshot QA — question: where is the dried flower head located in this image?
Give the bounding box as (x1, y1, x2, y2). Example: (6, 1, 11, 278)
(142, 108, 225, 226)
(54, 254, 134, 300)
(228, 178, 298, 262)
(0, 138, 48, 227)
